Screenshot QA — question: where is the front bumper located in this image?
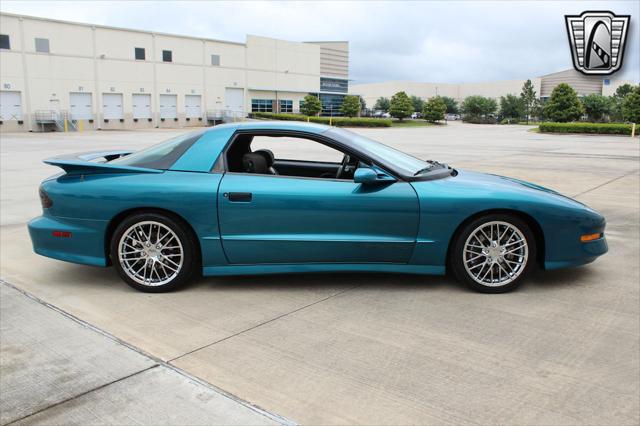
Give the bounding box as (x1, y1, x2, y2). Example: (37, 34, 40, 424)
(28, 215, 109, 267)
(545, 235, 608, 270)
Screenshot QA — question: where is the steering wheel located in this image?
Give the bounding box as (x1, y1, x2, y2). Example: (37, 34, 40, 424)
(335, 154, 351, 179)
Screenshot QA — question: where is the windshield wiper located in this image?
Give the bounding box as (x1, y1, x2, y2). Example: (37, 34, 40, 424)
(414, 160, 448, 176)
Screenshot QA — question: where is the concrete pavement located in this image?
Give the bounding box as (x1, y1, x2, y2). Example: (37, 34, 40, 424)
(1, 122, 638, 424)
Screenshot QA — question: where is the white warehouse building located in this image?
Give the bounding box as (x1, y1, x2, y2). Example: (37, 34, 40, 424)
(0, 12, 350, 132)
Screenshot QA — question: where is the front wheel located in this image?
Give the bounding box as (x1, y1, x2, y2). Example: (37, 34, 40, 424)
(451, 214, 536, 293)
(111, 213, 197, 292)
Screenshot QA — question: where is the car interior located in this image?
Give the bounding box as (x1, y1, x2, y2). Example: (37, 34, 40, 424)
(225, 133, 366, 180)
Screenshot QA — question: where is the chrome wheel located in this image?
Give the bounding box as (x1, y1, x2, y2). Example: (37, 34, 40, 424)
(118, 221, 184, 287)
(463, 221, 528, 287)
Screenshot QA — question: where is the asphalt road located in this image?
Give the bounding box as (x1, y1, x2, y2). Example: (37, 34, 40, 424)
(1, 122, 639, 425)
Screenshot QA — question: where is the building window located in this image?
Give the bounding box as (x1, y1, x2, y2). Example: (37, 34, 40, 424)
(211, 54, 220, 66)
(0, 34, 10, 50)
(320, 77, 348, 93)
(162, 50, 172, 62)
(134, 47, 145, 60)
(35, 38, 50, 53)
(251, 99, 273, 113)
(279, 100, 293, 113)
(603, 79, 610, 86)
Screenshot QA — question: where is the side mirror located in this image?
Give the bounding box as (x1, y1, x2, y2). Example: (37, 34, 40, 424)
(354, 167, 395, 185)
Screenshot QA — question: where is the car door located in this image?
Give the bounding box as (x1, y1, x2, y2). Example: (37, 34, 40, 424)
(217, 173, 420, 265)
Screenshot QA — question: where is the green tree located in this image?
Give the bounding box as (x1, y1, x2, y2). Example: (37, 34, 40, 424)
(358, 96, 367, 113)
(461, 95, 497, 118)
(520, 79, 538, 124)
(410, 95, 424, 113)
(440, 96, 458, 114)
(422, 96, 447, 122)
(610, 84, 635, 122)
(499, 94, 524, 122)
(543, 83, 583, 122)
(300, 94, 322, 116)
(389, 91, 414, 121)
(340, 95, 361, 117)
(622, 86, 640, 123)
(581, 94, 611, 122)
(374, 97, 390, 111)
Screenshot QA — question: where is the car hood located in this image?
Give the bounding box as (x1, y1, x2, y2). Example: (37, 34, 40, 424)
(429, 169, 597, 213)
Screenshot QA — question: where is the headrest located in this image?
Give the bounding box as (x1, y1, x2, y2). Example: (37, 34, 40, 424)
(253, 149, 275, 166)
(242, 153, 268, 174)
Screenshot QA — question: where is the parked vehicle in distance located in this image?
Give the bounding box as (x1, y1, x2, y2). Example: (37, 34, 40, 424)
(411, 112, 422, 119)
(30, 122, 607, 293)
(445, 113, 461, 121)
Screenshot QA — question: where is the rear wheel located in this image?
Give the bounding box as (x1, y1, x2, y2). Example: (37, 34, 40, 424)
(451, 214, 536, 293)
(111, 213, 197, 292)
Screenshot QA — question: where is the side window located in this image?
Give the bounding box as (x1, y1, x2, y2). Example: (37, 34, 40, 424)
(250, 135, 344, 163)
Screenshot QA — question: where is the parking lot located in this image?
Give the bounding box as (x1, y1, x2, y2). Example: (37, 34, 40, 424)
(1, 122, 639, 425)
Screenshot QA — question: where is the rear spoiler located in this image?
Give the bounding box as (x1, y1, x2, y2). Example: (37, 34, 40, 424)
(44, 150, 163, 175)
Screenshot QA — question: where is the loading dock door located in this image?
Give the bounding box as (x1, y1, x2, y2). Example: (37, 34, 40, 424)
(132, 94, 152, 119)
(224, 88, 244, 116)
(69, 92, 93, 120)
(0, 91, 22, 120)
(102, 93, 123, 120)
(185, 95, 202, 118)
(159, 94, 177, 119)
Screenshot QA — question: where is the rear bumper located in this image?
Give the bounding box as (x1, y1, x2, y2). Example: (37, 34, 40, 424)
(28, 215, 109, 267)
(544, 236, 608, 270)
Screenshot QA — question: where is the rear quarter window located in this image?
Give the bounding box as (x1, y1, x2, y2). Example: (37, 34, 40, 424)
(110, 131, 204, 170)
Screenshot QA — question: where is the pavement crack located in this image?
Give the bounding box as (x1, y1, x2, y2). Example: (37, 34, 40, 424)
(0, 280, 297, 426)
(169, 283, 363, 363)
(4, 366, 158, 426)
(572, 169, 640, 198)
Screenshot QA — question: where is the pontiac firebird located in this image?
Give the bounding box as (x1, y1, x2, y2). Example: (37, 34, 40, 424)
(28, 122, 608, 293)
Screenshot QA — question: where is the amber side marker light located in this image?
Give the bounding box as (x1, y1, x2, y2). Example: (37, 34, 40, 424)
(580, 233, 602, 242)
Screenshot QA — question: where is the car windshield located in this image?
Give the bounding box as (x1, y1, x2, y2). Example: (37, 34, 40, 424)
(110, 130, 204, 170)
(325, 127, 431, 176)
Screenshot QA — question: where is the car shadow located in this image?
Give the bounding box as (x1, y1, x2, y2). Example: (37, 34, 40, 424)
(193, 271, 467, 293)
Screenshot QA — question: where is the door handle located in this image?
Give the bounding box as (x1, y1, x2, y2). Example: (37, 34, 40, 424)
(226, 192, 252, 202)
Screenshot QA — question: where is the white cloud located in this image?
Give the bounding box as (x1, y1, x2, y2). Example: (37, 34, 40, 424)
(1, 0, 638, 83)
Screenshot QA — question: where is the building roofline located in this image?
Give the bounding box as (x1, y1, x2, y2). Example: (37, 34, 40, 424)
(0, 11, 247, 46)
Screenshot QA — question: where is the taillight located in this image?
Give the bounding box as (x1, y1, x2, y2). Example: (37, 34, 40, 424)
(39, 186, 53, 208)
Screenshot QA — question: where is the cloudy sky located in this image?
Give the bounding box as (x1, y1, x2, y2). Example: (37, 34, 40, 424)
(2, 1, 638, 84)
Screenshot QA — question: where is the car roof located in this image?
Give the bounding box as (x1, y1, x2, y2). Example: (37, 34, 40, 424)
(205, 121, 331, 134)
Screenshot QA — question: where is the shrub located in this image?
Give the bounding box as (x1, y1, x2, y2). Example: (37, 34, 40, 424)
(538, 122, 633, 135)
(422, 97, 447, 122)
(461, 96, 497, 120)
(543, 83, 583, 122)
(249, 112, 392, 127)
(389, 91, 414, 121)
(463, 116, 497, 124)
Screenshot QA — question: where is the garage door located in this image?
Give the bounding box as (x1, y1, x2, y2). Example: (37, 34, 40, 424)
(69, 92, 93, 120)
(132, 94, 152, 119)
(102, 93, 123, 120)
(0, 91, 22, 120)
(159, 94, 177, 119)
(225, 88, 244, 116)
(185, 95, 201, 118)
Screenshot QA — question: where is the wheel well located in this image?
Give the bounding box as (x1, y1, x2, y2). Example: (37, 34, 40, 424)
(445, 209, 545, 272)
(104, 208, 202, 267)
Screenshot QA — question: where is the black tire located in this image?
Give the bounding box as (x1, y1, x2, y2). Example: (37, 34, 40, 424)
(451, 214, 536, 293)
(110, 212, 198, 293)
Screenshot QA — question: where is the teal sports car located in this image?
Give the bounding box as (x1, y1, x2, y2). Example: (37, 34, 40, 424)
(29, 122, 608, 293)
